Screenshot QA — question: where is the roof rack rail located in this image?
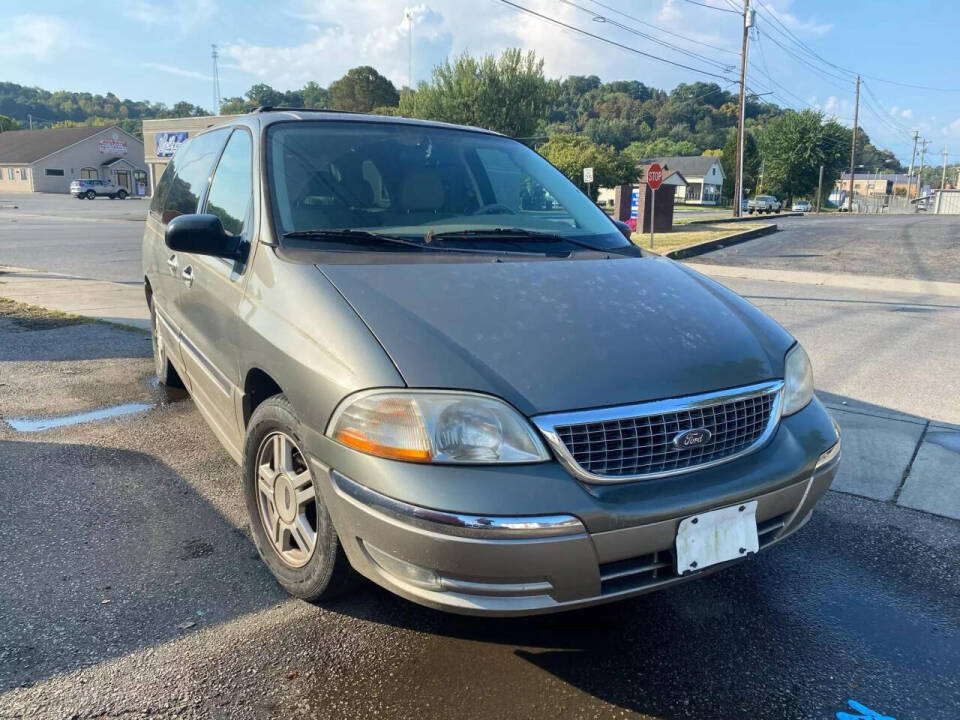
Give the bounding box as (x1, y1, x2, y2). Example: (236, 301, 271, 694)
(251, 106, 363, 115)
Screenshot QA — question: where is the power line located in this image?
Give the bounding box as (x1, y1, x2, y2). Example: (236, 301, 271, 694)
(498, 1, 734, 81)
(680, 0, 742, 14)
(562, 0, 736, 72)
(588, 0, 739, 55)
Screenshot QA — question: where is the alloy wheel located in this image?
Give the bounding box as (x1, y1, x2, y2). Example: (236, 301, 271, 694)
(255, 431, 318, 568)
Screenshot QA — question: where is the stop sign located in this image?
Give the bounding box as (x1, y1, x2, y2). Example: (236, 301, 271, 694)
(647, 163, 663, 191)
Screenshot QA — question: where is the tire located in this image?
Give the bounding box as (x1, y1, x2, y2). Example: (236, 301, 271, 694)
(150, 300, 184, 388)
(117, 189, 127, 200)
(242, 394, 355, 602)
(85, 190, 96, 200)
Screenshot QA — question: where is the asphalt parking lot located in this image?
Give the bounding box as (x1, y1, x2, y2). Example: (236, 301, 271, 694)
(697, 213, 960, 283)
(1, 314, 957, 720)
(1, 198, 959, 719)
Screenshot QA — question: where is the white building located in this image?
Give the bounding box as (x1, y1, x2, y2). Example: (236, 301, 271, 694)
(640, 156, 725, 205)
(0, 125, 147, 195)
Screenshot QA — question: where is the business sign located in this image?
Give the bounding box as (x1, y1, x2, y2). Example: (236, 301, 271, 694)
(630, 188, 639, 219)
(156, 131, 188, 158)
(98, 133, 128, 155)
(583, 166, 594, 184)
(647, 162, 663, 190)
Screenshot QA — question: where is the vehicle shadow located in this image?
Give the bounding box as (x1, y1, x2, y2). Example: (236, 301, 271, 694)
(0, 438, 286, 693)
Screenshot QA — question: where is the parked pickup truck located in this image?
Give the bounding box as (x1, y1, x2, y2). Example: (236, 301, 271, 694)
(747, 195, 781, 214)
(70, 178, 127, 200)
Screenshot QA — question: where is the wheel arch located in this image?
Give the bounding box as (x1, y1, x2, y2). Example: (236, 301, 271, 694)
(243, 367, 284, 428)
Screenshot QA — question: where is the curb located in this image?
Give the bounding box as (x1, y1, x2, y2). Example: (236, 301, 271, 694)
(665, 224, 778, 260)
(684, 212, 802, 225)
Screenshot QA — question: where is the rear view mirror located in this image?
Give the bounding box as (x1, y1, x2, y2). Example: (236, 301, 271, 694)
(165, 214, 241, 259)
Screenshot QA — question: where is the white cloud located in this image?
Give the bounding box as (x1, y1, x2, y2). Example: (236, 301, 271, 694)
(142, 62, 211, 81)
(0, 15, 74, 62)
(219, 0, 746, 93)
(758, 1, 832, 36)
(121, 0, 217, 32)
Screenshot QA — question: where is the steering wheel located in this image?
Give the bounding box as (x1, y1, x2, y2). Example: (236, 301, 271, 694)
(472, 203, 517, 216)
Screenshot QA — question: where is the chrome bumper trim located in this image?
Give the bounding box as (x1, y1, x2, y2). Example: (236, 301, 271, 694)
(331, 470, 586, 539)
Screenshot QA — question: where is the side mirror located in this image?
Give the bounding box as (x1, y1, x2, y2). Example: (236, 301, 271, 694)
(612, 219, 633, 241)
(165, 214, 240, 258)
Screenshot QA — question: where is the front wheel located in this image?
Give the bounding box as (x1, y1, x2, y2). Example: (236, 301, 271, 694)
(242, 395, 355, 601)
(85, 190, 96, 200)
(117, 189, 127, 200)
(150, 301, 184, 388)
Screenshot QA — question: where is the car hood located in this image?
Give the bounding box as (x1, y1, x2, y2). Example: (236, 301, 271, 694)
(319, 256, 794, 416)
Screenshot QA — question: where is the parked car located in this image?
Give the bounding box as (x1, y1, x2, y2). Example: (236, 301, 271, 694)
(143, 110, 841, 616)
(792, 200, 811, 213)
(747, 195, 782, 214)
(70, 178, 127, 200)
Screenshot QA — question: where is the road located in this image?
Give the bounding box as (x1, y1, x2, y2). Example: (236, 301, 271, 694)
(1, 198, 959, 719)
(0, 194, 146, 283)
(697, 213, 960, 283)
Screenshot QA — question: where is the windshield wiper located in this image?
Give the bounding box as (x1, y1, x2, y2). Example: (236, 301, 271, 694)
(429, 227, 629, 253)
(282, 229, 429, 251)
(281, 229, 553, 256)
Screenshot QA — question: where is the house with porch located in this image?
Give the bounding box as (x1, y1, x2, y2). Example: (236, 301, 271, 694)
(640, 155, 725, 205)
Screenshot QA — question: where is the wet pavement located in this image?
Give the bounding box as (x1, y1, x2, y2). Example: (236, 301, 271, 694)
(1, 285, 959, 719)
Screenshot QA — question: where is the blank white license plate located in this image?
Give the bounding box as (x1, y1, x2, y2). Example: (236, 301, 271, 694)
(675, 501, 759, 574)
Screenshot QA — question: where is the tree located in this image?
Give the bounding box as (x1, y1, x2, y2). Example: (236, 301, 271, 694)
(245, 83, 285, 108)
(538, 134, 633, 200)
(0, 114, 21, 131)
(301, 81, 329, 108)
(622, 137, 700, 164)
(758, 109, 847, 203)
(400, 49, 551, 138)
(328, 66, 399, 112)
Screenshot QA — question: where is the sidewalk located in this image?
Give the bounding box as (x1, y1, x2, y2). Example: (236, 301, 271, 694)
(0, 265, 148, 330)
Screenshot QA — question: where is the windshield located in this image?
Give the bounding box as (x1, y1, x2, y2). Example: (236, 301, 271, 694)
(265, 120, 629, 251)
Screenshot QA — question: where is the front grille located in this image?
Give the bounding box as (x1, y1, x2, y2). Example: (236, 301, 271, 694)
(552, 386, 778, 479)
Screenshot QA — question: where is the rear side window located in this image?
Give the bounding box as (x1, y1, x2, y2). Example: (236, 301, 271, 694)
(158, 129, 230, 223)
(204, 130, 253, 238)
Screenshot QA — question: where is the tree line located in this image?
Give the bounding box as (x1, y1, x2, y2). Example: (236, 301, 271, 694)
(1, 48, 905, 202)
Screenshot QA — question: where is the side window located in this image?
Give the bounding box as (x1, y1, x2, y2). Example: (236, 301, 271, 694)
(161, 129, 230, 223)
(203, 130, 253, 237)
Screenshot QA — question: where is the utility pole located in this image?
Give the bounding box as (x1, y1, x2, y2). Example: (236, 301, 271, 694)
(733, 0, 753, 217)
(846, 74, 860, 213)
(941, 145, 949, 189)
(406, 10, 414, 89)
(816, 164, 824, 213)
(211, 44, 222, 115)
(757, 159, 765, 194)
(907, 130, 919, 200)
(28, 113, 33, 130)
(917, 138, 929, 208)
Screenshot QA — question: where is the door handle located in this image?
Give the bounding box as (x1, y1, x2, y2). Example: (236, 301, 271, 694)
(166, 255, 178, 275)
(181, 266, 194, 288)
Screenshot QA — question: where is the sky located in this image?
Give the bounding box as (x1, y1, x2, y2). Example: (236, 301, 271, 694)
(2, 0, 959, 164)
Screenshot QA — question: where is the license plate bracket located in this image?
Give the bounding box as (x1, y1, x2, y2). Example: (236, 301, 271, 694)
(675, 501, 759, 575)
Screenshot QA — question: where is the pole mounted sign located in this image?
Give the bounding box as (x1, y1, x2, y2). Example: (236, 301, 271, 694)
(647, 163, 663, 248)
(646, 163, 663, 190)
(583, 167, 594, 184)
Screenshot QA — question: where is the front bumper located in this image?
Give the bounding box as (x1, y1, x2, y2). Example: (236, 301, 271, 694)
(309, 398, 841, 616)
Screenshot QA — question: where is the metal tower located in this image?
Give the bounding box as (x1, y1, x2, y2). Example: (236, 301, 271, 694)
(211, 44, 222, 115)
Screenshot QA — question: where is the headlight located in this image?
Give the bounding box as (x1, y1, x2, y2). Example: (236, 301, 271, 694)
(783, 343, 814, 415)
(327, 390, 550, 464)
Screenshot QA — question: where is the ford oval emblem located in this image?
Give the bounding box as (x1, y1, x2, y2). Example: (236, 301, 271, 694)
(673, 428, 713, 449)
